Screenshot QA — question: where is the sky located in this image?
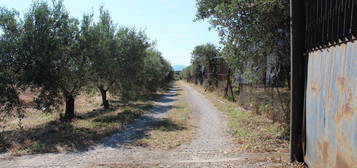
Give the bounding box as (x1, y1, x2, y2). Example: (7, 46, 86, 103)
(0, 0, 220, 66)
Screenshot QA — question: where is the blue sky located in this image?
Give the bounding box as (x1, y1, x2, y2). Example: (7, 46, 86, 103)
(0, 0, 220, 66)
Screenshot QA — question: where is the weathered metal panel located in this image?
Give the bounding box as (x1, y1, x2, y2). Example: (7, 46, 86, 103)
(305, 41, 357, 167)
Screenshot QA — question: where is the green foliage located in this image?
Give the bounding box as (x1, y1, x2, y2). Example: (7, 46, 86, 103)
(0, 8, 20, 106)
(0, 0, 174, 120)
(181, 43, 219, 85)
(195, 0, 290, 85)
(191, 43, 218, 66)
(78, 7, 159, 107)
(140, 49, 174, 92)
(114, 27, 152, 100)
(181, 65, 193, 82)
(79, 7, 118, 108)
(89, 7, 118, 90)
(19, 0, 87, 117)
(194, 0, 291, 125)
(0, 7, 23, 127)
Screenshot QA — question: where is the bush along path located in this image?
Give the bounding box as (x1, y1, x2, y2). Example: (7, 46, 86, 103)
(0, 82, 291, 168)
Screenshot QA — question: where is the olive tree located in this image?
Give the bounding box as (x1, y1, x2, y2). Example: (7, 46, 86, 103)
(140, 49, 174, 92)
(20, 0, 89, 120)
(0, 7, 23, 131)
(85, 7, 118, 109)
(114, 28, 151, 100)
(1, 0, 173, 122)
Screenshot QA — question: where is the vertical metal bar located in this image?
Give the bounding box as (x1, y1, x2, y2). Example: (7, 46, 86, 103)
(332, 1, 337, 44)
(290, 0, 305, 163)
(330, 0, 337, 45)
(334, 0, 338, 43)
(340, 0, 345, 41)
(312, 1, 315, 50)
(307, 1, 311, 50)
(336, 1, 341, 43)
(340, 0, 346, 41)
(321, 0, 324, 48)
(349, 0, 353, 39)
(315, 0, 318, 49)
(320, 0, 323, 46)
(337, 0, 341, 42)
(309, 1, 311, 49)
(305, 0, 310, 50)
(347, 0, 353, 40)
(312, 0, 314, 49)
(322, 0, 326, 47)
(353, 0, 357, 37)
(343, 0, 348, 40)
(326, 0, 331, 46)
(327, 0, 330, 44)
(329, 0, 334, 45)
(318, 0, 321, 48)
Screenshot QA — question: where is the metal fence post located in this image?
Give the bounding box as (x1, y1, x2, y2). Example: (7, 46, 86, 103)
(290, 0, 305, 163)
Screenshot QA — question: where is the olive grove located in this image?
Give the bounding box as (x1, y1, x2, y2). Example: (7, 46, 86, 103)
(0, 0, 173, 121)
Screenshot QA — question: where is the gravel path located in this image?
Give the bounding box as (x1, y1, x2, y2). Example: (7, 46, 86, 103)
(0, 83, 281, 168)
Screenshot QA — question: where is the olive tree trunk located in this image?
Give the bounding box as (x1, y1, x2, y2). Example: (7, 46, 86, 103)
(64, 95, 75, 120)
(99, 88, 109, 109)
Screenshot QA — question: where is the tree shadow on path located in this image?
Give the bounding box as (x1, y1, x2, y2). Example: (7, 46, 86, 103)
(97, 86, 184, 149)
(0, 85, 182, 155)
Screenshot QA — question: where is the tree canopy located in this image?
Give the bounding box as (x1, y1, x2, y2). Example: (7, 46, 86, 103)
(195, 0, 290, 85)
(0, 7, 23, 121)
(19, 1, 87, 119)
(0, 0, 174, 121)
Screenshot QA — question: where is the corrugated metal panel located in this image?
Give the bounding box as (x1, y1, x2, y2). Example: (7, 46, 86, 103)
(305, 41, 357, 167)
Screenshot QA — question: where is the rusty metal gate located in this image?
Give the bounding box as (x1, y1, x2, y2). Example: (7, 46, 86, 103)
(302, 0, 357, 167)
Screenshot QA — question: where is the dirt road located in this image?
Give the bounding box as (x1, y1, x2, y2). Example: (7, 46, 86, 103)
(0, 83, 281, 168)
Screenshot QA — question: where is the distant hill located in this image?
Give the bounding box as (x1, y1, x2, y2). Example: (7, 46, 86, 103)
(173, 65, 186, 71)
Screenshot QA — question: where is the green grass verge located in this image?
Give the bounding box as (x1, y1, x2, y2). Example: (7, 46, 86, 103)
(188, 83, 288, 153)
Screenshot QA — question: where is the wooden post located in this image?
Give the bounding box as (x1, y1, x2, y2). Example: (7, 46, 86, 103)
(290, 0, 305, 163)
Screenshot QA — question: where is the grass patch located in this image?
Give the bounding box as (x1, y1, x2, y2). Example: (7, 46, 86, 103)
(1, 90, 162, 155)
(188, 82, 288, 153)
(132, 82, 195, 149)
(215, 101, 288, 153)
